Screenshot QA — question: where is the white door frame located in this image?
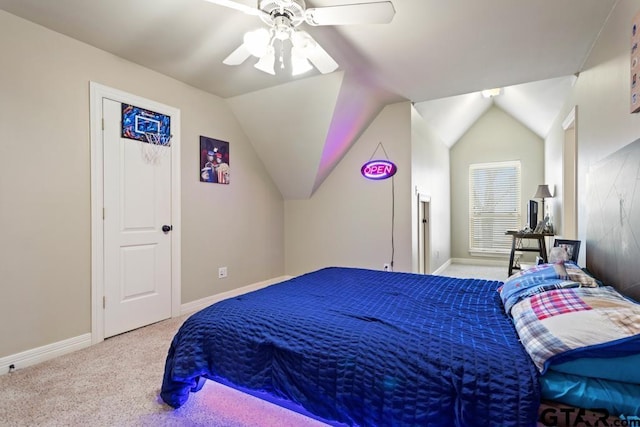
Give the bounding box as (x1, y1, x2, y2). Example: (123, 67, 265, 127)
(562, 106, 578, 239)
(89, 82, 181, 345)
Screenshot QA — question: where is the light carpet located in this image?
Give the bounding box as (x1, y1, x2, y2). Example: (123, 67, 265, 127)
(437, 262, 508, 282)
(0, 314, 328, 427)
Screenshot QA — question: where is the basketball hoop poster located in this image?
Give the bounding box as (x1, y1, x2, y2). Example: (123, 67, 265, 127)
(121, 103, 171, 142)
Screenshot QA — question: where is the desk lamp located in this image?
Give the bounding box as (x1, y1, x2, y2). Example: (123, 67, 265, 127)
(534, 184, 553, 222)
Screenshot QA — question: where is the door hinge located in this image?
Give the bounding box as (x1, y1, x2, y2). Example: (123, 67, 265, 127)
(103, 296, 106, 309)
(102, 118, 104, 131)
(103, 208, 105, 220)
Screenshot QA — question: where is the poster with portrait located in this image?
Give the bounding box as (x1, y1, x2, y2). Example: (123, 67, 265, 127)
(199, 136, 230, 184)
(631, 10, 640, 113)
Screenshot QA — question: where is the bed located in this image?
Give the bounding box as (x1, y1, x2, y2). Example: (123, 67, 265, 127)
(161, 140, 640, 426)
(533, 138, 640, 425)
(498, 261, 640, 423)
(162, 267, 540, 426)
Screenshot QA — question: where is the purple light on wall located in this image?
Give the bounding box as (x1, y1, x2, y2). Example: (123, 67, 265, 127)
(361, 160, 397, 180)
(313, 75, 388, 192)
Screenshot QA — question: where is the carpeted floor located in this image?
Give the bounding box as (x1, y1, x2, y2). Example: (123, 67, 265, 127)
(438, 261, 508, 282)
(0, 263, 506, 427)
(0, 314, 328, 427)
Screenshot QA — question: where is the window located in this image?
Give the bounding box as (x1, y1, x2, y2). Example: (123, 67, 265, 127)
(469, 161, 521, 255)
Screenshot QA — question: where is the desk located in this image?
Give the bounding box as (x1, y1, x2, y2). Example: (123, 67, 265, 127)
(505, 231, 554, 276)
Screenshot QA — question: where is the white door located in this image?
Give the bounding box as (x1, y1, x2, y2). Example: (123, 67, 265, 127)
(102, 98, 172, 337)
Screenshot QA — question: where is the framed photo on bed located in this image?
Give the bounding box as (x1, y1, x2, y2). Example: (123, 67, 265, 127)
(553, 239, 581, 263)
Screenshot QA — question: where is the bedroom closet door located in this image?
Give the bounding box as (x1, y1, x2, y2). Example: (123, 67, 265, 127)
(102, 98, 172, 338)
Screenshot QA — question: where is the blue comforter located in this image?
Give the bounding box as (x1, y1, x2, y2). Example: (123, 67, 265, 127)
(161, 267, 540, 426)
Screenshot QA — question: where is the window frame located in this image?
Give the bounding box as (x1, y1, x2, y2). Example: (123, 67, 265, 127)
(468, 160, 522, 256)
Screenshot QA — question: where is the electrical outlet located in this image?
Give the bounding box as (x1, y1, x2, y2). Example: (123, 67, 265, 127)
(218, 267, 228, 279)
(383, 263, 391, 272)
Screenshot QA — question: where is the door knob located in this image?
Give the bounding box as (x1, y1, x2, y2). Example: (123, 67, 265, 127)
(162, 225, 173, 233)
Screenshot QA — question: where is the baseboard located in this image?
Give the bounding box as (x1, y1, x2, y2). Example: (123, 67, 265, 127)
(0, 333, 92, 376)
(0, 276, 292, 376)
(180, 275, 293, 316)
(450, 257, 507, 267)
(431, 259, 452, 275)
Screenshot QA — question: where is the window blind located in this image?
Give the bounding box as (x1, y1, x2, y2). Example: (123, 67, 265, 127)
(469, 161, 521, 255)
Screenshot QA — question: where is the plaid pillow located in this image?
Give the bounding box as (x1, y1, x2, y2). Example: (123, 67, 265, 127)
(530, 288, 592, 320)
(564, 262, 600, 287)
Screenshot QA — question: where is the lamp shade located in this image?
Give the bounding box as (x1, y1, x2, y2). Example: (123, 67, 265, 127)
(534, 184, 553, 199)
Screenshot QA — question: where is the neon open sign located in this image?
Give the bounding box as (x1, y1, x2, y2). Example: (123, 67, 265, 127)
(361, 160, 397, 180)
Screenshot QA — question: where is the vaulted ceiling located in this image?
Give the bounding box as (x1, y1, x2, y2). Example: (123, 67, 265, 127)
(0, 0, 617, 198)
(414, 75, 578, 148)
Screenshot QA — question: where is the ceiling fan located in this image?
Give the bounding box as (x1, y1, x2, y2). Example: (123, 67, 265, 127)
(204, 0, 395, 76)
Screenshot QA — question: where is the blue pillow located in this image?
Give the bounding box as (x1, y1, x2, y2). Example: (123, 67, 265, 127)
(540, 370, 640, 418)
(498, 262, 571, 314)
(551, 353, 640, 384)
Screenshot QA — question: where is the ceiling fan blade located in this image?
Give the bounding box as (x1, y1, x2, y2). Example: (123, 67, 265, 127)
(202, 0, 261, 16)
(294, 31, 338, 74)
(223, 43, 252, 65)
(305, 1, 395, 26)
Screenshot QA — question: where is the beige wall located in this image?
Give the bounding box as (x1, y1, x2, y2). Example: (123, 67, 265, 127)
(284, 102, 452, 277)
(410, 107, 451, 272)
(0, 11, 283, 358)
(450, 106, 544, 260)
(545, 0, 640, 265)
(285, 102, 413, 276)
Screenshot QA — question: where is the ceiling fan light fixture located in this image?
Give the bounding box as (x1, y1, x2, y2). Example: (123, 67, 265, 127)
(481, 88, 503, 98)
(212, 0, 395, 76)
(291, 46, 313, 75)
(291, 30, 316, 53)
(243, 28, 271, 57)
(273, 15, 293, 40)
(254, 45, 276, 74)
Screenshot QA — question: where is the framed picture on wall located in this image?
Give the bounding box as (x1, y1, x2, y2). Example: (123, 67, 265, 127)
(199, 136, 230, 184)
(631, 10, 640, 113)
